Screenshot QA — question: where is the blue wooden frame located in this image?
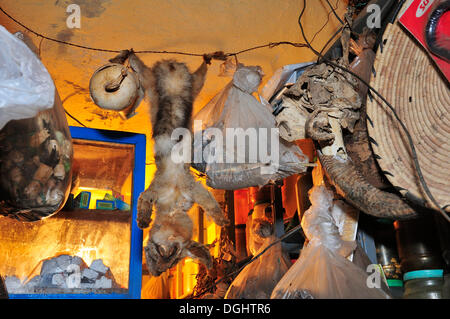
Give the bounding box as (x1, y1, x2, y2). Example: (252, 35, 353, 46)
(9, 126, 146, 299)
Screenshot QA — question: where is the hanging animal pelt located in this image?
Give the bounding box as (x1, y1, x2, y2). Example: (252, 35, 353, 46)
(111, 50, 229, 276)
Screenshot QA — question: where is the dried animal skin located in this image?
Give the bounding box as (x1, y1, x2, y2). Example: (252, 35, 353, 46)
(280, 58, 361, 144)
(319, 152, 417, 219)
(128, 53, 208, 159)
(137, 160, 229, 229)
(138, 161, 229, 276)
(275, 97, 309, 142)
(145, 208, 211, 277)
(123, 52, 229, 276)
(305, 109, 334, 142)
(275, 17, 414, 220)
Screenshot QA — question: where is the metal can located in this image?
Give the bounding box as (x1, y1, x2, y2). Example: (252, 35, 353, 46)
(403, 269, 444, 299)
(394, 216, 444, 273)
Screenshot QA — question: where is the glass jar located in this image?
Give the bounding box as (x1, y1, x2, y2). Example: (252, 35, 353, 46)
(0, 91, 73, 221)
(394, 216, 444, 273)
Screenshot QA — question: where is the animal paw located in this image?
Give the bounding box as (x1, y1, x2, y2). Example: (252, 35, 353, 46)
(186, 241, 213, 269)
(136, 190, 156, 229)
(210, 208, 230, 227)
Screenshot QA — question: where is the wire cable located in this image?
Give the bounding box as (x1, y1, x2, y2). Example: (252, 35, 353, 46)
(0, 6, 307, 58)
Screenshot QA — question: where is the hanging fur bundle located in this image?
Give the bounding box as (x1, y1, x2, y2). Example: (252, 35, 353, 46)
(118, 51, 229, 276)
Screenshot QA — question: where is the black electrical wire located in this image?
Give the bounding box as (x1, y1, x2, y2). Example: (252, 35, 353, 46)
(324, 0, 346, 25)
(0, 6, 307, 58)
(310, 0, 340, 44)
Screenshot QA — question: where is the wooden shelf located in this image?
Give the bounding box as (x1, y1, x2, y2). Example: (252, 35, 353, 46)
(52, 208, 131, 222)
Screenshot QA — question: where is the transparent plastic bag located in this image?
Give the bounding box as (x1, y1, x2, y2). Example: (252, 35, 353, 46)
(0, 26, 55, 130)
(246, 202, 273, 256)
(192, 63, 309, 190)
(271, 186, 391, 299)
(0, 31, 73, 222)
(225, 204, 291, 299)
(225, 236, 291, 299)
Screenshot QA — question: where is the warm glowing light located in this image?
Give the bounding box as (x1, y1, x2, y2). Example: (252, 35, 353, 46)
(206, 222, 219, 257)
(73, 247, 98, 266)
(312, 159, 325, 186)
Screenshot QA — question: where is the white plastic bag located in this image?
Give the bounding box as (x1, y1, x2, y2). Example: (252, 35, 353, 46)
(0, 30, 72, 222)
(225, 236, 291, 299)
(192, 63, 308, 190)
(0, 25, 55, 130)
(246, 201, 272, 256)
(271, 185, 391, 299)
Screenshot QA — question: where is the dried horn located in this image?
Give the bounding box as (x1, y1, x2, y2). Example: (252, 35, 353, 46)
(319, 152, 418, 220)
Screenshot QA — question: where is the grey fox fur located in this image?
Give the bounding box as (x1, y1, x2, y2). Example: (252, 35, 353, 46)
(124, 51, 229, 276)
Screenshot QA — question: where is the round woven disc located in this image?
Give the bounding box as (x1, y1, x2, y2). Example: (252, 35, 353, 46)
(366, 22, 450, 212)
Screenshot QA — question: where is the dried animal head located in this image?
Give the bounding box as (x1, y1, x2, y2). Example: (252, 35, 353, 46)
(275, 97, 310, 142)
(145, 211, 212, 277)
(278, 60, 361, 144)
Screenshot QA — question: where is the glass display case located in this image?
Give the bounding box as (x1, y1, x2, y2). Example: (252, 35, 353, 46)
(0, 127, 145, 298)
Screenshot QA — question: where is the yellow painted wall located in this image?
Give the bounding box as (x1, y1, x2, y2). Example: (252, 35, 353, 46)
(0, 0, 346, 188)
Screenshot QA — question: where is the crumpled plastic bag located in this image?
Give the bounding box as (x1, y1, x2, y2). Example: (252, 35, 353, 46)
(192, 63, 308, 190)
(225, 235, 291, 299)
(271, 185, 391, 299)
(0, 30, 72, 222)
(246, 201, 273, 256)
(0, 25, 55, 130)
